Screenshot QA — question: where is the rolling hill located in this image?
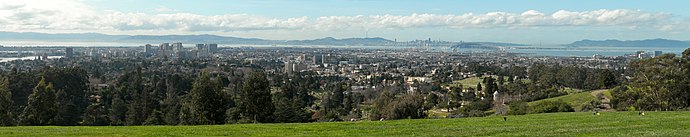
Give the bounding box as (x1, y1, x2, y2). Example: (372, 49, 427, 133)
(566, 39, 690, 48)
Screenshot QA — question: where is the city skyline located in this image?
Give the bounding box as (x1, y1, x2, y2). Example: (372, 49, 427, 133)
(2, 0, 690, 44)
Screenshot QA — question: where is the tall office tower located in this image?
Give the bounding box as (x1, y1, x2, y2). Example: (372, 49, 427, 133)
(321, 54, 328, 65)
(313, 54, 323, 65)
(196, 44, 205, 51)
(160, 43, 170, 50)
(207, 43, 218, 53)
(172, 42, 184, 51)
(159, 43, 171, 57)
(65, 47, 73, 58)
(284, 61, 293, 74)
(654, 51, 663, 57)
(144, 44, 153, 57)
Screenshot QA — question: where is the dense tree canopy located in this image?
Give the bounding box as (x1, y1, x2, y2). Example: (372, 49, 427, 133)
(612, 51, 690, 111)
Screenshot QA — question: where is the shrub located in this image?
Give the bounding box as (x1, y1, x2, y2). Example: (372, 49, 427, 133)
(456, 100, 493, 117)
(508, 101, 529, 115)
(372, 93, 426, 120)
(530, 100, 574, 114)
(580, 100, 602, 112)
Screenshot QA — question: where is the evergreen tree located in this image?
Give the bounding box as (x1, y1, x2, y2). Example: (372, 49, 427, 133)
(162, 82, 181, 125)
(82, 101, 109, 126)
(8, 68, 38, 119)
(0, 77, 15, 126)
(42, 68, 90, 126)
(272, 82, 311, 123)
(19, 78, 56, 126)
(328, 83, 345, 112)
(179, 72, 226, 125)
(476, 83, 482, 92)
(108, 94, 127, 125)
(125, 89, 147, 125)
(237, 71, 274, 123)
(143, 110, 164, 125)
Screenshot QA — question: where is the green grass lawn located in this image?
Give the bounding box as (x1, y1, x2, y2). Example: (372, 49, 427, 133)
(2, 111, 689, 136)
(448, 76, 497, 89)
(447, 76, 531, 89)
(528, 91, 597, 111)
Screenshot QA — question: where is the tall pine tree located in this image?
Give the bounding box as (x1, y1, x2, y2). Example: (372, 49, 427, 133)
(179, 72, 226, 125)
(19, 78, 56, 126)
(272, 82, 311, 123)
(0, 77, 15, 126)
(162, 79, 181, 125)
(237, 71, 274, 123)
(108, 93, 127, 125)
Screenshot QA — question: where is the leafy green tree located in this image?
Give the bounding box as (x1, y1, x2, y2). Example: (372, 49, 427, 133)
(424, 93, 439, 110)
(596, 69, 618, 89)
(497, 76, 505, 85)
(19, 78, 56, 126)
(369, 91, 391, 120)
(0, 77, 15, 126)
(613, 53, 690, 111)
(448, 87, 463, 110)
(236, 71, 274, 123)
(384, 94, 426, 119)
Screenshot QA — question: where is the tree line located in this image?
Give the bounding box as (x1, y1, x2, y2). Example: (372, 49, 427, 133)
(611, 48, 690, 111)
(3, 49, 688, 126)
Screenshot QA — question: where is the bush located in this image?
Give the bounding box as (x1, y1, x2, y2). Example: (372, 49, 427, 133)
(384, 95, 426, 119)
(457, 100, 493, 117)
(371, 93, 426, 120)
(508, 101, 529, 115)
(530, 100, 574, 114)
(580, 100, 601, 112)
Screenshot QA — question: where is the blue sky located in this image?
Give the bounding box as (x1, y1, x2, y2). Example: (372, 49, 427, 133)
(2, 0, 690, 44)
(85, 0, 690, 17)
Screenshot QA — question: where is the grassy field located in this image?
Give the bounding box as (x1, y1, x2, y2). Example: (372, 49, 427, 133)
(2, 111, 689, 136)
(527, 89, 612, 111)
(447, 76, 497, 88)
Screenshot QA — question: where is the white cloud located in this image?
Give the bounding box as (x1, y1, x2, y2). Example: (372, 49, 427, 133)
(0, 0, 686, 35)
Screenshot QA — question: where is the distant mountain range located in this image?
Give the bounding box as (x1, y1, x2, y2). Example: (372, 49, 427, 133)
(0, 31, 396, 46)
(566, 39, 690, 48)
(3, 31, 688, 48)
(0, 31, 127, 41)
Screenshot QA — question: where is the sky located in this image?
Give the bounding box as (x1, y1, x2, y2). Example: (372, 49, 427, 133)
(1, 0, 690, 44)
